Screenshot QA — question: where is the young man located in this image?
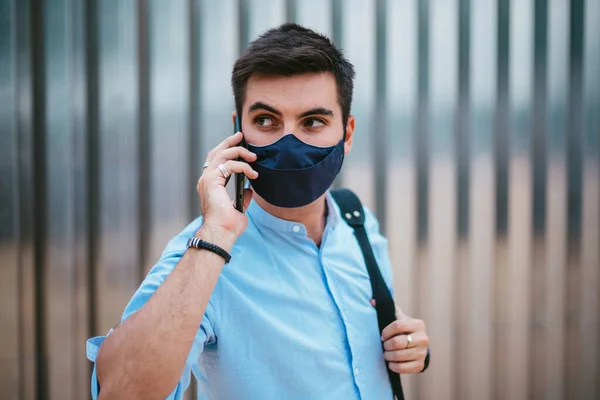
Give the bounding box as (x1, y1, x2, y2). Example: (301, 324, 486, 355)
(87, 23, 429, 399)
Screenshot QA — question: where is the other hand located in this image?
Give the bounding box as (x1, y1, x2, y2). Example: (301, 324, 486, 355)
(380, 309, 429, 374)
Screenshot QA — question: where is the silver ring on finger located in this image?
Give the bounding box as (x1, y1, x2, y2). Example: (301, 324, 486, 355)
(203, 162, 210, 170)
(218, 163, 230, 179)
(405, 334, 413, 349)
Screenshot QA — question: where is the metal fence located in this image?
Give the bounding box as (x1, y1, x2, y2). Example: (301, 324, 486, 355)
(1, 0, 599, 399)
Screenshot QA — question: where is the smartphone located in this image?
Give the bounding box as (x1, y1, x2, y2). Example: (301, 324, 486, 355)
(234, 115, 246, 212)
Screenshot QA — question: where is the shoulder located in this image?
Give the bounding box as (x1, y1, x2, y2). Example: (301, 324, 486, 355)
(329, 189, 386, 242)
(363, 205, 386, 240)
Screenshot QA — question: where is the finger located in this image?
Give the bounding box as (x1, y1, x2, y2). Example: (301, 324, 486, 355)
(388, 360, 425, 375)
(383, 347, 427, 363)
(213, 146, 257, 164)
(204, 131, 244, 163)
(210, 160, 258, 182)
(383, 331, 428, 351)
(381, 318, 425, 341)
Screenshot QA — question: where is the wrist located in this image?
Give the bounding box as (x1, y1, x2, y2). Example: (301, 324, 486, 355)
(195, 224, 237, 252)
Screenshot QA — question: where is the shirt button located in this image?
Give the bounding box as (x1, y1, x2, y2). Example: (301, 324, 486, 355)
(292, 225, 301, 233)
(354, 367, 360, 375)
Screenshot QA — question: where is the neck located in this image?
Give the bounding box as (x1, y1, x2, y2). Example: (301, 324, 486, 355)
(254, 192, 328, 246)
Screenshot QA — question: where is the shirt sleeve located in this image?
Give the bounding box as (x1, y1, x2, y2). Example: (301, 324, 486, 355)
(86, 247, 217, 400)
(363, 205, 395, 298)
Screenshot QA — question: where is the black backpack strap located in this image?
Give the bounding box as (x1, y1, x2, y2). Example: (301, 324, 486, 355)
(331, 189, 405, 400)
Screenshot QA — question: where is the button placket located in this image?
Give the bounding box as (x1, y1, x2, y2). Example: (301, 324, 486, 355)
(319, 245, 364, 399)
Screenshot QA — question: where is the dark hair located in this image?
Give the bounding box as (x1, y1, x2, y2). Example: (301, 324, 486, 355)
(232, 23, 355, 124)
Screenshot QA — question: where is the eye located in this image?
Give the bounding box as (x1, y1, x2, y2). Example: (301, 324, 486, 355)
(303, 118, 326, 129)
(255, 115, 276, 128)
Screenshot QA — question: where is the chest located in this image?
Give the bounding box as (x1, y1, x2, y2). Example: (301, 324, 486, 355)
(197, 231, 389, 398)
(217, 229, 378, 344)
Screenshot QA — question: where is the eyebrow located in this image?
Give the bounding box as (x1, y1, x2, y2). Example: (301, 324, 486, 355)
(297, 107, 334, 119)
(247, 101, 334, 119)
(247, 102, 282, 116)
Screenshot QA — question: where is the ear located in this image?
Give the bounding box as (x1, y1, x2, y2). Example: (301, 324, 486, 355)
(343, 115, 355, 155)
(231, 111, 237, 126)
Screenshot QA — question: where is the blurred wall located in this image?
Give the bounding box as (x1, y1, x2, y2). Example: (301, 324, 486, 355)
(0, 0, 599, 399)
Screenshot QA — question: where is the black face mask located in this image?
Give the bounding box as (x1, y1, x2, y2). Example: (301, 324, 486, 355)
(246, 134, 345, 208)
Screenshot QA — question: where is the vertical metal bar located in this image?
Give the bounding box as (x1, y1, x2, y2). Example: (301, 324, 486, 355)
(285, 0, 296, 22)
(138, 0, 151, 277)
(495, 0, 510, 237)
(374, 0, 387, 233)
(70, 0, 92, 397)
(454, 1, 470, 397)
(532, 0, 548, 237)
(413, 3, 430, 397)
(331, 0, 343, 188)
(85, 0, 99, 344)
(566, 0, 584, 242)
(580, 1, 600, 398)
(31, 0, 49, 397)
(565, 1, 585, 398)
(16, 0, 37, 397)
(493, 1, 510, 397)
(188, 0, 201, 221)
(0, 0, 20, 397)
(331, 0, 342, 48)
(530, 1, 548, 399)
(467, 1, 497, 399)
(415, 0, 430, 244)
(543, 1, 569, 399)
(238, 0, 250, 55)
(505, 1, 534, 399)
(456, 0, 471, 240)
(187, 1, 200, 397)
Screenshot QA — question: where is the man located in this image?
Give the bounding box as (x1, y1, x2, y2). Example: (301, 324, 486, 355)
(87, 23, 429, 399)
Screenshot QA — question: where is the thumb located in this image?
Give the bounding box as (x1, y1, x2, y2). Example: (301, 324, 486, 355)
(242, 188, 254, 212)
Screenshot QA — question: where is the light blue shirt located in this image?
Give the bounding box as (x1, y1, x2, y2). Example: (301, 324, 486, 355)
(86, 191, 395, 399)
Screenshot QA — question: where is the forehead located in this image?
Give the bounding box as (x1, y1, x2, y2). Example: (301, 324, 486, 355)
(244, 72, 339, 114)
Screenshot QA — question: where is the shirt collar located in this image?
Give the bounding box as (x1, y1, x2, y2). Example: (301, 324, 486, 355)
(247, 191, 341, 236)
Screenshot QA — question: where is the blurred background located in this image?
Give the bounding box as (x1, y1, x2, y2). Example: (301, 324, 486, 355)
(1, 0, 599, 399)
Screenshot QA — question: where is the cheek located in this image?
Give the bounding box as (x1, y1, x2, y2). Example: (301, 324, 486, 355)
(297, 125, 345, 148)
(241, 118, 282, 146)
(243, 129, 285, 147)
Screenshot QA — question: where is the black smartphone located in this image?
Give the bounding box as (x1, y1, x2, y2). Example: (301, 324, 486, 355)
(234, 115, 246, 212)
